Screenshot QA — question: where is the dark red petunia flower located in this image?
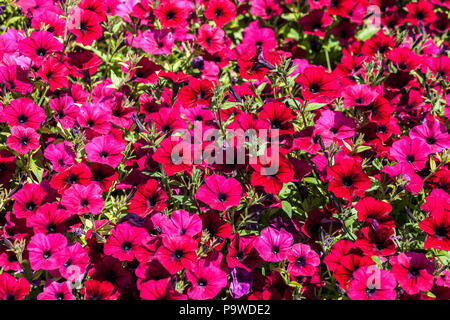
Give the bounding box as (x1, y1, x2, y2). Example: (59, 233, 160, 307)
(299, 9, 333, 38)
(88, 162, 119, 192)
(140, 277, 187, 300)
(0, 149, 16, 187)
(227, 234, 263, 272)
(333, 254, 375, 289)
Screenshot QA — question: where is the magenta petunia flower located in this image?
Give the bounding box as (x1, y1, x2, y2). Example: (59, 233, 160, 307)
(6, 126, 40, 155)
(18, 30, 63, 63)
(37, 281, 74, 300)
(348, 266, 397, 300)
(85, 135, 125, 168)
(27, 233, 69, 271)
(186, 259, 228, 300)
(287, 243, 320, 277)
(61, 183, 104, 215)
(195, 174, 242, 211)
(390, 137, 431, 171)
(314, 110, 356, 147)
(410, 120, 450, 154)
(1, 98, 45, 129)
(140, 277, 187, 300)
(254, 227, 293, 262)
(159, 209, 202, 237)
(27, 202, 71, 234)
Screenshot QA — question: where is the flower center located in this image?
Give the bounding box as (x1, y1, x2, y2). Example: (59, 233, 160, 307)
(43, 250, 51, 259)
(342, 177, 354, 187)
(197, 279, 207, 287)
(309, 83, 320, 93)
(121, 241, 132, 251)
(435, 227, 447, 238)
(173, 249, 184, 260)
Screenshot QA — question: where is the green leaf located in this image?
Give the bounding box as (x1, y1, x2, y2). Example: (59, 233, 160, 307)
(354, 145, 372, 153)
(356, 27, 380, 41)
(304, 103, 327, 112)
(110, 70, 122, 89)
(281, 200, 292, 218)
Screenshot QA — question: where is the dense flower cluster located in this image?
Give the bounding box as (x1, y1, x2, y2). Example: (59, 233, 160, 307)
(0, 0, 449, 300)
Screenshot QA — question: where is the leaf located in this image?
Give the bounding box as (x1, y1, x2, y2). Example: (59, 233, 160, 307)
(354, 145, 372, 153)
(281, 200, 292, 218)
(342, 140, 352, 152)
(304, 103, 327, 112)
(110, 70, 122, 89)
(356, 27, 380, 41)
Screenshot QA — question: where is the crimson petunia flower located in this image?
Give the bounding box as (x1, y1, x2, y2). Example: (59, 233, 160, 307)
(12, 183, 46, 219)
(295, 65, 339, 101)
(156, 234, 198, 274)
(254, 227, 293, 262)
(251, 154, 295, 195)
(195, 174, 242, 211)
(419, 210, 450, 251)
(342, 84, 378, 108)
(390, 252, 434, 295)
(347, 266, 397, 300)
(82, 280, 119, 300)
(287, 243, 320, 277)
(44, 141, 76, 173)
(328, 158, 371, 202)
(27, 233, 69, 271)
(355, 226, 397, 257)
(0, 273, 30, 300)
(186, 259, 228, 300)
(129, 178, 168, 218)
(18, 30, 62, 63)
(104, 222, 147, 261)
(77, 103, 112, 135)
(177, 78, 214, 109)
(61, 183, 104, 215)
(152, 137, 192, 176)
(323, 240, 363, 272)
(204, 0, 235, 27)
(68, 8, 103, 46)
(333, 254, 375, 289)
(89, 162, 119, 192)
(36, 56, 69, 91)
(85, 135, 125, 168)
(387, 47, 422, 72)
(258, 101, 296, 134)
(154, 0, 190, 29)
(49, 95, 79, 129)
(405, 1, 437, 26)
(50, 163, 93, 193)
(355, 197, 395, 230)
